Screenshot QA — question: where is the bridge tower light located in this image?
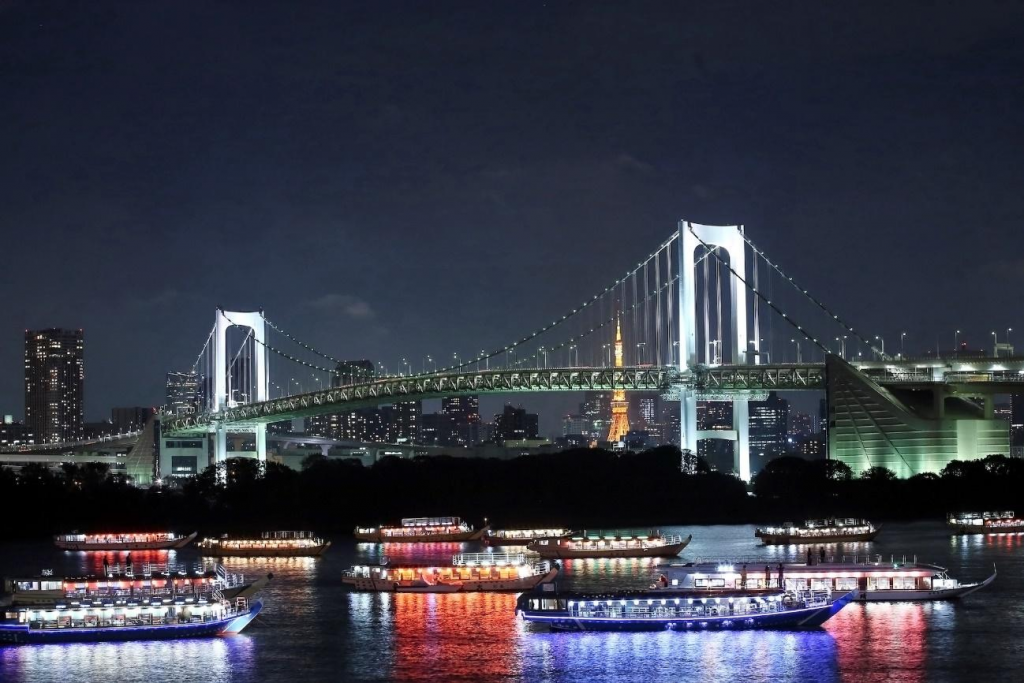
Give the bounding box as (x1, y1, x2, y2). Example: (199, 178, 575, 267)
(992, 331, 998, 358)
(900, 332, 907, 359)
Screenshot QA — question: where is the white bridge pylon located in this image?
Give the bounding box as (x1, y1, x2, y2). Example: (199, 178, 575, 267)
(213, 308, 268, 467)
(677, 220, 756, 482)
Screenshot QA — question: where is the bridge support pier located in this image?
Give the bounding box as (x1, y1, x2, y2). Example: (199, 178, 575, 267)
(214, 425, 227, 473)
(733, 400, 750, 482)
(255, 424, 267, 464)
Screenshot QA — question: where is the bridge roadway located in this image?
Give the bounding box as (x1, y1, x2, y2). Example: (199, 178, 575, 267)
(162, 356, 1024, 437)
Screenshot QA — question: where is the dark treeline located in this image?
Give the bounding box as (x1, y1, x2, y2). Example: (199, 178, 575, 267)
(1, 449, 1021, 540)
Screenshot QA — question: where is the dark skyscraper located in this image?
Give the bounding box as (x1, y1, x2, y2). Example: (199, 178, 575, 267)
(165, 371, 201, 417)
(24, 328, 84, 444)
(494, 405, 539, 443)
(111, 407, 153, 433)
(1011, 394, 1024, 457)
(748, 392, 790, 475)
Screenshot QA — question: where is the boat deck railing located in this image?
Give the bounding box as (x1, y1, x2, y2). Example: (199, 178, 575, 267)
(688, 554, 920, 568)
(453, 553, 528, 566)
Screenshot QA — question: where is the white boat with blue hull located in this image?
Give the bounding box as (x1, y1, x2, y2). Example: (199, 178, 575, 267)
(0, 598, 262, 644)
(517, 587, 856, 631)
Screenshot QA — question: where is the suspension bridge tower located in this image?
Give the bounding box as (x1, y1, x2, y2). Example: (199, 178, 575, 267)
(606, 317, 630, 443)
(211, 308, 269, 468)
(677, 221, 758, 481)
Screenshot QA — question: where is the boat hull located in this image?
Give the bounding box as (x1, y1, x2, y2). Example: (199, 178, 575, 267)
(201, 542, 331, 557)
(54, 532, 198, 552)
(0, 600, 262, 644)
(755, 529, 879, 545)
(521, 592, 855, 631)
(530, 535, 691, 559)
(354, 528, 487, 543)
(343, 568, 559, 593)
(949, 524, 1024, 534)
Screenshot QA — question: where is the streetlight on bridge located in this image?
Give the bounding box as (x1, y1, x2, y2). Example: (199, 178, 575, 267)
(991, 331, 998, 358)
(291, 378, 303, 394)
(636, 342, 647, 366)
(1007, 327, 1013, 351)
(900, 332, 907, 359)
(790, 338, 802, 363)
(954, 330, 960, 355)
(874, 335, 885, 359)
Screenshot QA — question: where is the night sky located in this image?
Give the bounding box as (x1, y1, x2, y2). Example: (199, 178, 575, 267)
(1, 1, 1022, 429)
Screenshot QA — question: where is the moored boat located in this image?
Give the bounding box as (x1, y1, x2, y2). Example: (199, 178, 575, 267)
(484, 528, 574, 545)
(54, 531, 198, 551)
(755, 518, 879, 545)
(198, 531, 330, 557)
(657, 555, 996, 602)
(2, 562, 264, 607)
(0, 597, 262, 644)
(948, 511, 1024, 534)
(516, 586, 856, 631)
(342, 552, 558, 592)
(527, 533, 691, 559)
(354, 517, 487, 543)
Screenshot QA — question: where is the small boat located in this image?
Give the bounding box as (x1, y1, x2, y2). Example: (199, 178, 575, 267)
(342, 552, 558, 593)
(527, 533, 691, 559)
(948, 511, 1024, 534)
(198, 531, 330, 557)
(484, 528, 574, 545)
(0, 597, 262, 644)
(516, 585, 856, 631)
(657, 555, 996, 602)
(54, 531, 198, 551)
(354, 517, 487, 543)
(755, 518, 879, 545)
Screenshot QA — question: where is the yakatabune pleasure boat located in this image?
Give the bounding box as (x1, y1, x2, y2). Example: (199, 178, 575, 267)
(54, 531, 197, 551)
(354, 517, 487, 543)
(343, 553, 558, 593)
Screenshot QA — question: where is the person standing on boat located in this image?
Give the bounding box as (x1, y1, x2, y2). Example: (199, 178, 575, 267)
(819, 547, 826, 563)
(765, 565, 771, 588)
(806, 548, 813, 565)
(778, 563, 785, 589)
(103, 556, 110, 577)
(741, 564, 748, 589)
(126, 553, 133, 575)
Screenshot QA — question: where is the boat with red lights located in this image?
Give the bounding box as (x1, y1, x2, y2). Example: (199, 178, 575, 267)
(354, 517, 487, 543)
(948, 511, 1024, 534)
(657, 555, 995, 602)
(0, 562, 268, 643)
(516, 585, 856, 631)
(54, 531, 198, 551)
(527, 532, 691, 559)
(198, 531, 330, 557)
(754, 518, 879, 545)
(343, 552, 558, 592)
(484, 528, 574, 545)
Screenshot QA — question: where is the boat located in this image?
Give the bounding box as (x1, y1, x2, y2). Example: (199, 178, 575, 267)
(656, 555, 996, 602)
(54, 531, 198, 551)
(516, 585, 856, 631)
(484, 528, 574, 545)
(754, 518, 879, 544)
(2, 562, 268, 607)
(354, 517, 487, 543)
(947, 511, 1024, 534)
(198, 531, 331, 557)
(342, 552, 558, 593)
(526, 532, 691, 559)
(0, 597, 262, 644)
(0, 562, 268, 643)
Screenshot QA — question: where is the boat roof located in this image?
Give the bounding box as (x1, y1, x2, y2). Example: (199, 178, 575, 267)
(399, 516, 461, 526)
(664, 560, 944, 576)
(521, 588, 790, 601)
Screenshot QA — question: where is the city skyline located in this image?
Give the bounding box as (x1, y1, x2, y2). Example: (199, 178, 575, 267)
(1, 2, 1023, 421)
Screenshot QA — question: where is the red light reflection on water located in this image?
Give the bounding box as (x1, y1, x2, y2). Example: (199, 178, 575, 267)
(390, 592, 520, 680)
(827, 602, 926, 683)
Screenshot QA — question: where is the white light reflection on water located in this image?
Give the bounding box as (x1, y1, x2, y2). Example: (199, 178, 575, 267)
(0, 635, 255, 683)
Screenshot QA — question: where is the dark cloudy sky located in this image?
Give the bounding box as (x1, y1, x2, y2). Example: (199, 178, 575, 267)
(1, 1, 1022, 427)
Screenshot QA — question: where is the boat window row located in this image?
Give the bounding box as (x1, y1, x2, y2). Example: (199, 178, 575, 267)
(14, 604, 231, 630)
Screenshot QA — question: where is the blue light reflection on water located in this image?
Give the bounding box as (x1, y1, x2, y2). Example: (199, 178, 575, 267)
(0, 522, 1020, 682)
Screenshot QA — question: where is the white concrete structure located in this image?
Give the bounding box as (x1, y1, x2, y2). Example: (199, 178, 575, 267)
(212, 308, 268, 467)
(677, 221, 756, 481)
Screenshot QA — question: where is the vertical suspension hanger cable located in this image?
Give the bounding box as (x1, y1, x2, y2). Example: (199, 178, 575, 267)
(752, 244, 760, 363)
(666, 243, 674, 366)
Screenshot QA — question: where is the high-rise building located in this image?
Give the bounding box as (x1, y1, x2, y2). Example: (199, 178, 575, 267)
(442, 395, 479, 423)
(307, 360, 378, 439)
(563, 414, 588, 436)
(748, 391, 790, 475)
(165, 371, 201, 417)
(606, 319, 630, 443)
(580, 392, 611, 439)
(386, 401, 421, 443)
(25, 328, 84, 444)
(494, 405, 539, 443)
(1011, 394, 1024, 457)
(440, 395, 482, 446)
(111, 407, 153, 433)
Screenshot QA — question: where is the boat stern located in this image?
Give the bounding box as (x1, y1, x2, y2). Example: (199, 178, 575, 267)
(220, 599, 263, 636)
